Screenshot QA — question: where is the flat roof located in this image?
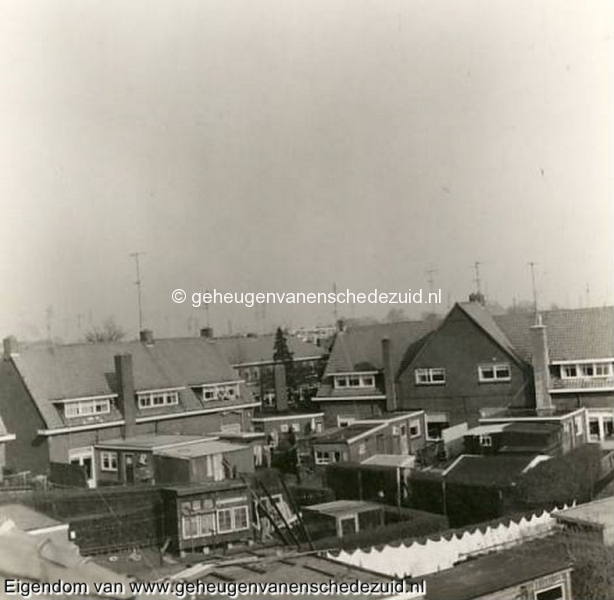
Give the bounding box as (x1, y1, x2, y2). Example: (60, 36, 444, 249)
(0, 504, 65, 532)
(162, 480, 247, 496)
(304, 500, 383, 518)
(362, 454, 416, 469)
(554, 497, 614, 529)
(422, 537, 571, 600)
(465, 424, 508, 436)
(156, 440, 247, 459)
(313, 424, 380, 444)
(94, 434, 215, 451)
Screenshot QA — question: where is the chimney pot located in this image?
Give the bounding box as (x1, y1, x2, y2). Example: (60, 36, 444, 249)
(139, 329, 154, 345)
(3, 336, 18, 360)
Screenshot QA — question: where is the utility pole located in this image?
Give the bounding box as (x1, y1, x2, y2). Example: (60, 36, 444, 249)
(130, 252, 146, 332)
(332, 282, 338, 323)
(528, 262, 538, 313)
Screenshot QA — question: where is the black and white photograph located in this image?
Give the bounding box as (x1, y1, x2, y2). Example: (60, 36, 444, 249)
(0, 1, 612, 599)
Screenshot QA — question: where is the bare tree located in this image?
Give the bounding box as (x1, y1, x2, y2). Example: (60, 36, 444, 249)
(85, 317, 126, 343)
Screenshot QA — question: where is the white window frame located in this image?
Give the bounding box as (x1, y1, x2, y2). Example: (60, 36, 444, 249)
(574, 415, 584, 436)
(478, 363, 511, 383)
(280, 423, 289, 433)
(334, 374, 377, 389)
(479, 435, 492, 447)
(65, 398, 111, 419)
(357, 443, 366, 456)
(535, 583, 565, 600)
(201, 383, 240, 402)
(561, 362, 613, 379)
(415, 368, 446, 385)
(100, 451, 118, 472)
(138, 390, 179, 410)
(337, 417, 356, 428)
(315, 450, 330, 465)
(216, 506, 249, 534)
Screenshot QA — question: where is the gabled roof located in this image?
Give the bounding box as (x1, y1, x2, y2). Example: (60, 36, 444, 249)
(494, 306, 614, 362)
(213, 333, 326, 366)
(320, 305, 614, 385)
(11, 338, 243, 430)
(324, 320, 439, 377)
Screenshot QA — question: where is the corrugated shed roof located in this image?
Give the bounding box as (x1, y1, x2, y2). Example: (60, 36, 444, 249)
(214, 334, 325, 366)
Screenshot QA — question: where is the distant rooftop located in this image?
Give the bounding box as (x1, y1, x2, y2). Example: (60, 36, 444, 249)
(554, 497, 614, 530)
(94, 434, 214, 451)
(304, 500, 384, 518)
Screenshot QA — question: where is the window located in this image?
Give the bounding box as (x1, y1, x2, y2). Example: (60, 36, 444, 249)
(291, 423, 300, 433)
(334, 374, 377, 389)
(409, 420, 421, 438)
(100, 451, 118, 472)
(415, 368, 446, 385)
(479, 435, 492, 447)
(138, 390, 179, 409)
(216, 506, 249, 534)
(478, 364, 511, 382)
(233, 506, 249, 531)
(535, 584, 564, 600)
(338, 417, 356, 428)
(315, 450, 340, 465)
(358, 443, 366, 456)
(182, 513, 216, 540)
(280, 423, 289, 433)
(201, 384, 240, 402)
(64, 398, 111, 419)
(561, 362, 613, 379)
(217, 509, 233, 533)
(574, 416, 584, 436)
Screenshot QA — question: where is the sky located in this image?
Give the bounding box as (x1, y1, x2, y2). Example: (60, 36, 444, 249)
(1, 0, 612, 342)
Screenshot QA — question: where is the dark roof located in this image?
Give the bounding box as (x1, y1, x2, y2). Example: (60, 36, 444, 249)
(494, 306, 614, 362)
(445, 455, 534, 487)
(11, 338, 244, 429)
(161, 480, 247, 496)
(214, 334, 325, 366)
(423, 535, 571, 600)
(320, 305, 614, 383)
(324, 320, 439, 376)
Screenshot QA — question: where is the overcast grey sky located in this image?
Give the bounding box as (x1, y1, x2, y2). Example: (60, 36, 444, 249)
(1, 0, 612, 341)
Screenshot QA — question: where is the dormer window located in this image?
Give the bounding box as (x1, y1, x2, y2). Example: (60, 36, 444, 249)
(202, 383, 240, 401)
(333, 374, 376, 389)
(561, 362, 613, 379)
(138, 390, 179, 409)
(64, 397, 111, 419)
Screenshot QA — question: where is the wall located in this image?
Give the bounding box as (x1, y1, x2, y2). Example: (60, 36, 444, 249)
(396, 306, 533, 427)
(0, 360, 49, 474)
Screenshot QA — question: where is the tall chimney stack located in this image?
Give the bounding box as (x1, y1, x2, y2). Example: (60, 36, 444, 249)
(530, 314, 553, 414)
(115, 354, 137, 438)
(382, 337, 397, 413)
(274, 363, 288, 413)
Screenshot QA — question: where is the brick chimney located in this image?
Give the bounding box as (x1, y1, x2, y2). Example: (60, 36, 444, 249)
(115, 354, 137, 438)
(382, 337, 397, 412)
(139, 329, 154, 345)
(199, 327, 214, 339)
(3, 336, 18, 360)
(274, 363, 288, 412)
(530, 314, 553, 414)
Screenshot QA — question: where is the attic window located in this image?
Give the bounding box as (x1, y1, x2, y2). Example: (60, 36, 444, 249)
(202, 383, 240, 401)
(415, 368, 446, 385)
(64, 398, 111, 419)
(561, 362, 612, 379)
(478, 364, 511, 382)
(334, 374, 376, 389)
(479, 435, 492, 447)
(138, 390, 179, 409)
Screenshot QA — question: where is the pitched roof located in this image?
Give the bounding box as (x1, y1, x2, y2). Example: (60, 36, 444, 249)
(324, 320, 439, 377)
(11, 338, 243, 430)
(213, 333, 325, 366)
(320, 305, 614, 384)
(494, 306, 614, 361)
(0, 504, 65, 532)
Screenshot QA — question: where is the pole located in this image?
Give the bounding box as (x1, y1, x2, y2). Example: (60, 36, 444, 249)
(130, 252, 146, 332)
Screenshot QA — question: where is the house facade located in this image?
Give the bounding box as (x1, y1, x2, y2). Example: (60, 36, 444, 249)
(0, 333, 259, 485)
(316, 303, 613, 448)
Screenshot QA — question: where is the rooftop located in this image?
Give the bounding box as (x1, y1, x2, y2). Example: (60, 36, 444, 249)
(162, 480, 247, 496)
(422, 536, 571, 600)
(0, 504, 65, 533)
(304, 500, 384, 518)
(444, 454, 536, 487)
(94, 434, 214, 451)
(554, 497, 614, 530)
(313, 423, 382, 444)
(361, 454, 416, 469)
(156, 440, 247, 459)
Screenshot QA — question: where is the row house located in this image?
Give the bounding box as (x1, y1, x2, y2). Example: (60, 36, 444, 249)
(0, 332, 259, 486)
(212, 330, 327, 407)
(317, 302, 613, 448)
